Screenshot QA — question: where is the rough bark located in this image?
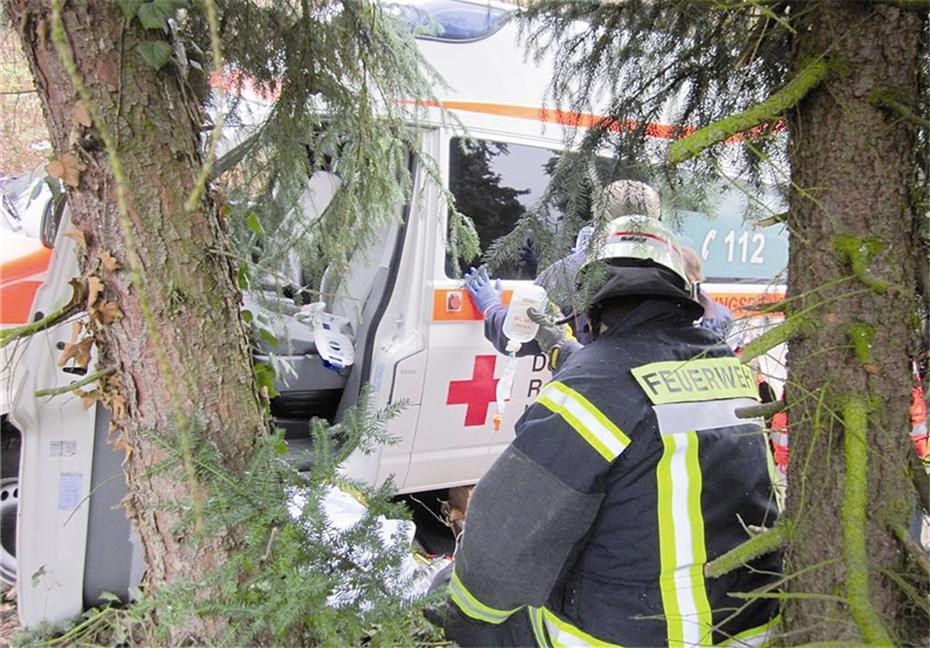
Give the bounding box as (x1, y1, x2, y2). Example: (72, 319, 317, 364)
(6, 1, 266, 640)
(785, 1, 924, 643)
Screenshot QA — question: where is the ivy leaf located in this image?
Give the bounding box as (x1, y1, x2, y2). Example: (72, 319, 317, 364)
(117, 0, 142, 19)
(137, 0, 189, 30)
(245, 211, 264, 237)
(136, 40, 172, 70)
(254, 362, 279, 399)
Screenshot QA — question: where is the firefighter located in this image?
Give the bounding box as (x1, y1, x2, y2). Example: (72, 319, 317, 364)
(429, 215, 782, 647)
(465, 179, 661, 354)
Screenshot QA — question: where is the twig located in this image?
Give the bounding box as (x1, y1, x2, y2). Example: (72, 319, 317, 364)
(705, 520, 789, 578)
(668, 57, 832, 164)
(0, 299, 81, 348)
(888, 521, 930, 579)
(35, 366, 115, 398)
(183, 0, 225, 213)
(735, 401, 786, 420)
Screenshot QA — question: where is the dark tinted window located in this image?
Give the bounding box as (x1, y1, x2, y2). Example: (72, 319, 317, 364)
(447, 137, 561, 279)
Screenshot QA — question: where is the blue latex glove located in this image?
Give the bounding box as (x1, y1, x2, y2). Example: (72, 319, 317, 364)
(464, 266, 502, 314)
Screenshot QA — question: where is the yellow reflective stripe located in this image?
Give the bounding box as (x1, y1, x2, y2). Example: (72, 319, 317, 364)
(528, 606, 550, 647)
(632, 357, 759, 405)
(449, 569, 520, 624)
(723, 614, 782, 646)
(657, 432, 712, 647)
(537, 382, 631, 462)
(541, 608, 623, 648)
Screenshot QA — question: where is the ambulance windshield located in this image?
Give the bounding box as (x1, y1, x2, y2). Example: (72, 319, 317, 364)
(388, 0, 512, 41)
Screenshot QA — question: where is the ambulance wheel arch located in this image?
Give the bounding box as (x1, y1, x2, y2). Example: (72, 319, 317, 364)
(0, 416, 20, 585)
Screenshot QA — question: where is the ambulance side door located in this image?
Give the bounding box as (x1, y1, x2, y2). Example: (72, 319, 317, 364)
(401, 131, 556, 493)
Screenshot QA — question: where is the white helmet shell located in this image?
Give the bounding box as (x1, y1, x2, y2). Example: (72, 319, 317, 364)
(584, 215, 690, 287)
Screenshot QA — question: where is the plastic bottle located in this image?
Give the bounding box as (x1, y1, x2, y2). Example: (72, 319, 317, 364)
(493, 284, 548, 431)
(502, 284, 548, 343)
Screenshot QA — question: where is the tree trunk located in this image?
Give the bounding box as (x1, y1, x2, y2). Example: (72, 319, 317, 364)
(6, 1, 266, 640)
(785, 1, 924, 643)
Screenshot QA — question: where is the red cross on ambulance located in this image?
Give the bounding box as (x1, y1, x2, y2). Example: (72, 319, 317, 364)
(446, 355, 499, 426)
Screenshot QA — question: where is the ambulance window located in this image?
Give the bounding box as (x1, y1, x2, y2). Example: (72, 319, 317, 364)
(446, 137, 560, 279)
(389, 0, 511, 41)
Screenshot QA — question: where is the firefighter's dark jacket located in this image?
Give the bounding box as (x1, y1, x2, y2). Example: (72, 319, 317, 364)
(445, 270, 782, 647)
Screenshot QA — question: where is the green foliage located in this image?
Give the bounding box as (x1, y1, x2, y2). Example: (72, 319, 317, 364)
(705, 519, 791, 579)
(26, 392, 441, 646)
(834, 233, 891, 293)
(841, 397, 894, 644)
(518, 0, 795, 216)
(135, 40, 173, 70)
(137, 0, 189, 30)
(181, 0, 439, 302)
(668, 58, 832, 165)
(847, 323, 876, 366)
(446, 208, 480, 278)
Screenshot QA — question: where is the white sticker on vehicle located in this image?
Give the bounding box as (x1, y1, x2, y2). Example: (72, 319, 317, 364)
(49, 440, 77, 457)
(57, 472, 83, 510)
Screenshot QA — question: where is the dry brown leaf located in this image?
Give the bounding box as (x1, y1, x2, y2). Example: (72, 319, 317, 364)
(87, 276, 104, 308)
(68, 320, 82, 345)
(63, 227, 87, 250)
(112, 433, 133, 465)
(72, 100, 92, 128)
(47, 153, 85, 188)
(109, 392, 127, 423)
(58, 337, 94, 369)
(100, 250, 120, 272)
(77, 389, 102, 410)
(94, 301, 124, 325)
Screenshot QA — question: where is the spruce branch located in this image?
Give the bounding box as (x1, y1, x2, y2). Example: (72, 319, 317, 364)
(184, 0, 225, 214)
(740, 315, 814, 363)
(868, 89, 930, 131)
(735, 401, 785, 420)
(705, 519, 790, 579)
(841, 398, 893, 645)
(667, 58, 831, 165)
(35, 366, 116, 399)
(0, 298, 81, 348)
(833, 235, 891, 293)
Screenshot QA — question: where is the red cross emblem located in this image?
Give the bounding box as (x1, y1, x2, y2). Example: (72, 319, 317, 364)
(447, 355, 499, 426)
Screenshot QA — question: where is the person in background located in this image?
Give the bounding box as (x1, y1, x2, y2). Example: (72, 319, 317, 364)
(428, 215, 781, 646)
(680, 246, 735, 342)
(465, 180, 662, 355)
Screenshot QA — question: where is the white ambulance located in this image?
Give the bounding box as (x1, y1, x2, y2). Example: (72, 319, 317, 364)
(4, 0, 788, 627)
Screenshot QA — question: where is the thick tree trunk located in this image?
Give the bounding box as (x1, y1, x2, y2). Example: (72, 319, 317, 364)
(785, 1, 924, 643)
(7, 1, 266, 640)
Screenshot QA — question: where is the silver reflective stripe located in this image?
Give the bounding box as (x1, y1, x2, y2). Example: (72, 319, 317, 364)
(652, 398, 761, 436)
(911, 422, 927, 439)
